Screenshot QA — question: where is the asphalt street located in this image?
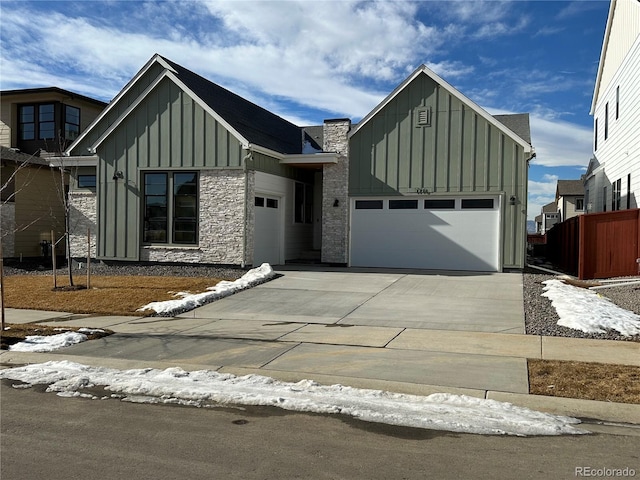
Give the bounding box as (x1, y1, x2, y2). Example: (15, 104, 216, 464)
(2, 383, 639, 480)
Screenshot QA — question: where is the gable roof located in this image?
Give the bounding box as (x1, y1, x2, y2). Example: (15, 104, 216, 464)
(68, 54, 305, 156)
(493, 114, 531, 145)
(160, 57, 303, 154)
(542, 201, 558, 213)
(556, 180, 585, 197)
(349, 64, 533, 152)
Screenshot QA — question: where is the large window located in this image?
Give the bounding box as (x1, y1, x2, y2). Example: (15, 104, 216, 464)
(19, 105, 35, 140)
(604, 103, 609, 140)
(18, 103, 57, 141)
(38, 104, 55, 139)
(64, 105, 80, 141)
(143, 171, 198, 245)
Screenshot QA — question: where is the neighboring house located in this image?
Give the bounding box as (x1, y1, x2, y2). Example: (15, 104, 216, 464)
(58, 54, 533, 272)
(556, 179, 585, 222)
(535, 202, 560, 234)
(0, 88, 107, 258)
(586, 0, 639, 213)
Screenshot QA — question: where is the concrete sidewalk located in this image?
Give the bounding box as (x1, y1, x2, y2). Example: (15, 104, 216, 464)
(1, 268, 639, 428)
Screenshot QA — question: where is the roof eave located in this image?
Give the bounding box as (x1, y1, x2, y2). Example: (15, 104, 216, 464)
(65, 54, 175, 156)
(590, 0, 617, 115)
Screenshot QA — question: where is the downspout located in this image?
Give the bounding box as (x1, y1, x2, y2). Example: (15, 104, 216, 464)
(241, 147, 253, 268)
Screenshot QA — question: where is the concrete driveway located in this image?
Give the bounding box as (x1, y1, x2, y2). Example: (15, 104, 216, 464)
(179, 267, 525, 334)
(7, 267, 530, 396)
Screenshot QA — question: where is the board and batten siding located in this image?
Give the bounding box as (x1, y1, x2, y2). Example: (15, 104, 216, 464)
(93, 77, 244, 260)
(349, 73, 528, 269)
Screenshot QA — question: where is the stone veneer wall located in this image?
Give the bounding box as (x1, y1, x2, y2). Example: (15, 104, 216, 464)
(68, 191, 97, 259)
(244, 170, 255, 266)
(1, 202, 16, 257)
(321, 119, 351, 264)
(141, 169, 248, 264)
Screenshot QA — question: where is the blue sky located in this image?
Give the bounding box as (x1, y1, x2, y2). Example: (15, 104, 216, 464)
(0, 0, 610, 220)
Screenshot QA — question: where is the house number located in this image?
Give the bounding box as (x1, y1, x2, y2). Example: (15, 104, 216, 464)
(416, 188, 430, 194)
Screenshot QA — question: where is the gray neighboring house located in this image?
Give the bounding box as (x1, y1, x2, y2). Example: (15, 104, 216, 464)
(58, 54, 534, 272)
(535, 202, 560, 235)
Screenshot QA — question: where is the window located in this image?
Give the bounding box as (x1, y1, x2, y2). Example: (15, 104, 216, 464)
(355, 200, 383, 209)
(294, 182, 312, 223)
(38, 104, 55, 140)
(603, 186, 607, 212)
(19, 103, 57, 141)
(627, 174, 632, 209)
(77, 174, 96, 188)
(594, 118, 598, 151)
(266, 198, 278, 209)
(389, 199, 418, 209)
(616, 86, 619, 119)
(575, 197, 584, 211)
(143, 171, 198, 245)
(424, 199, 455, 209)
(461, 198, 494, 209)
(256, 196, 278, 208)
(64, 105, 80, 141)
(604, 102, 609, 140)
(612, 178, 621, 211)
(19, 105, 35, 140)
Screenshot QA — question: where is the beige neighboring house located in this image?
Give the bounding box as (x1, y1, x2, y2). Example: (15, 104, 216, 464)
(1, 87, 106, 258)
(555, 179, 585, 222)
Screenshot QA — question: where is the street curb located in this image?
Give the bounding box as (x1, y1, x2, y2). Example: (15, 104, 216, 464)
(2, 351, 638, 428)
(487, 391, 640, 426)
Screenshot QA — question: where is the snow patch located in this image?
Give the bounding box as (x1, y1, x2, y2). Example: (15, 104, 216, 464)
(0, 361, 587, 437)
(542, 279, 640, 336)
(137, 263, 276, 315)
(8, 332, 88, 352)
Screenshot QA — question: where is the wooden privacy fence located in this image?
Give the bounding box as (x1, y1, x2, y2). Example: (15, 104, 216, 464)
(545, 209, 640, 279)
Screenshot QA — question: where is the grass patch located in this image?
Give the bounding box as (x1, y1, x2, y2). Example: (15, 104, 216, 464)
(528, 359, 640, 404)
(1, 323, 113, 350)
(2, 275, 223, 316)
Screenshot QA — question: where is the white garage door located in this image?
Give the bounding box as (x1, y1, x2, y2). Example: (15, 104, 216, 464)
(254, 195, 282, 266)
(350, 196, 500, 272)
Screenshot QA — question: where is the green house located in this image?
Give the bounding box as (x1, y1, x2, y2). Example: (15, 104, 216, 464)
(59, 55, 533, 272)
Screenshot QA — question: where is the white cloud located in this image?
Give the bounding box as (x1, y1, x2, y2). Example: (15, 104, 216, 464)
(0, 1, 454, 120)
(529, 116, 593, 168)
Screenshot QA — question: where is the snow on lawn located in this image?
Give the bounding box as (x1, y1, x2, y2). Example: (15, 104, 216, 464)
(0, 361, 587, 437)
(542, 279, 640, 336)
(9, 328, 106, 353)
(138, 263, 276, 316)
(9, 332, 89, 352)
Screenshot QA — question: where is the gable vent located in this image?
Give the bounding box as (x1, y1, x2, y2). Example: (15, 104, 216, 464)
(415, 107, 432, 127)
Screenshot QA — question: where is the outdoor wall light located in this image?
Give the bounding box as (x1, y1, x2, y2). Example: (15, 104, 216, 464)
(509, 195, 517, 205)
(333, 198, 340, 207)
(113, 171, 124, 180)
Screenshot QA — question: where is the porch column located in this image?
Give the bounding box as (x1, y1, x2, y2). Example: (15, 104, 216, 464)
(321, 118, 351, 265)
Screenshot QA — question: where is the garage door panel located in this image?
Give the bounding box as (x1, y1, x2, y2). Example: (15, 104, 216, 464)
(350, 198, 500, 271)
(254, 195, 282, 266)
